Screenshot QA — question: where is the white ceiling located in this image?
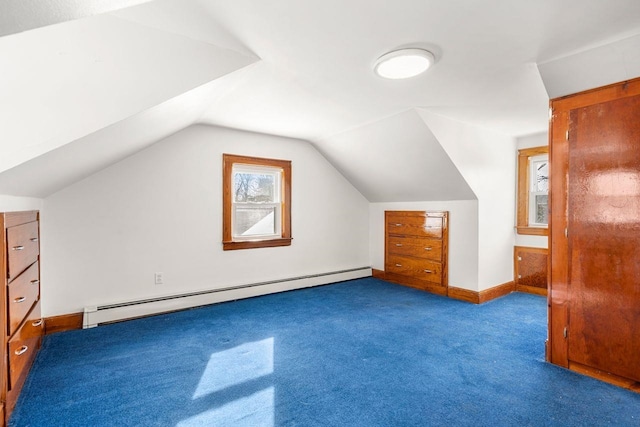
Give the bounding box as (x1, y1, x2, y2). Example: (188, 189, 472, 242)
(1, 0, 640, 199)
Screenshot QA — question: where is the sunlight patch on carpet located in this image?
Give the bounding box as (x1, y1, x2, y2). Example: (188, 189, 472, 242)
(177, 387, 274, 427)
(193, 337, 274, 399)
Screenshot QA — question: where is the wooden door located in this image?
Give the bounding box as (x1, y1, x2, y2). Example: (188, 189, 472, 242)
(549, 78, 640, 383)
(567, 94, 640, 381)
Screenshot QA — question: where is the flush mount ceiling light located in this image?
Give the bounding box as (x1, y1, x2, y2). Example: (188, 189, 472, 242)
(374, 48, 435, 79)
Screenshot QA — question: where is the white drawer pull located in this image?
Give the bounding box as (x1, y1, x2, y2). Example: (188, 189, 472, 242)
(395, 263, 402, 267)
(30, 237, 39, 242)
(15, 346, 28, 356)
(394, 223, 402, 226)
(424, 269, 433, 273)
(425, 247, 432, 251)
(395, 243, 403, 247)
(32, 319, 43, 327)
(12, 245, 24, 251)
(14, 296, 26, 303)
(31, 279, 40, 285)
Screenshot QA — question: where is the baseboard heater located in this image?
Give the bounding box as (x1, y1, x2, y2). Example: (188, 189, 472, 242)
(83, 266, 371, 328)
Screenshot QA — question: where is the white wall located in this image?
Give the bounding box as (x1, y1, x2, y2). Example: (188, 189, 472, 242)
(370, 201, 479, 291)
(538, 33, 640, 99)
(315, 109, 475, 202)
(0, 195, 43, 212)
(41, 125, 370, 316)
(418, 110, 516, 291)
(515, 132, 548, 249)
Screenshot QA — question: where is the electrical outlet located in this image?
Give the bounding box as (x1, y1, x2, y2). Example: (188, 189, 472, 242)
(154, 272, 164, 285)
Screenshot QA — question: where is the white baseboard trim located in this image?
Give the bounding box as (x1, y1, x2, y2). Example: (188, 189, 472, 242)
(83, 267, 371, 328)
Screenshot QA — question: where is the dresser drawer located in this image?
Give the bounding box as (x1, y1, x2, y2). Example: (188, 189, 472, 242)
(386, 214, 443, 239)
(386, 255, 442, 284)
(8, 300, 43, 391)
(7, 262, 40, 336)
(7, 221, 39, 281)
(388, 236, 442, 261)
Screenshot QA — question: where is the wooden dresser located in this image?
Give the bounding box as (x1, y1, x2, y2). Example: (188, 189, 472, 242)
(384, 211, 449, 296)
(1, 211, 44, 424)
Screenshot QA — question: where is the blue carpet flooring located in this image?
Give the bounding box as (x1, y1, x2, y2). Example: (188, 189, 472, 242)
(10, 278, 640, 426)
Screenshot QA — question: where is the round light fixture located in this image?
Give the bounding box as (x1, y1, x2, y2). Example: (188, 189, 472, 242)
(374, 48, 435, 79)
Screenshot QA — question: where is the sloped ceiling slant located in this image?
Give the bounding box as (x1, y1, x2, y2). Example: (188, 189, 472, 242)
(0, 13, 257, 174)
(315, 109, 476, 203)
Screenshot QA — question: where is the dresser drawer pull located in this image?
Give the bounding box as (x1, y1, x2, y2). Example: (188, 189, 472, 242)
(395, 263, 402, 267)
(395, 243, 403, 247)
(423, 269, 433, 273)
(30, 237, 39, 242)
(32, 319, 43, 327)
(31, 279, 40, 285)
(425, 247, 432, 251)
(394, 223, 402, 226)
(12, 245, 24, 251)
(13, 296, 26, 303)
(15, 346, 28, 356)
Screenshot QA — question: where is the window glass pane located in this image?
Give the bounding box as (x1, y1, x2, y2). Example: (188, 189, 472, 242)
(535, 194, 548, 225)
(234, 206, 276, 236)
(533, 160, 549, 192)
(233, 173, 276, 203)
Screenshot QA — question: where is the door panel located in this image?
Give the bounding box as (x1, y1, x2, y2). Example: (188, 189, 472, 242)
(567, 94, 640, 382)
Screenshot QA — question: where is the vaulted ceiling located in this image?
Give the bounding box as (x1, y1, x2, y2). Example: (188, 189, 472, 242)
(1, 0, 640, 199)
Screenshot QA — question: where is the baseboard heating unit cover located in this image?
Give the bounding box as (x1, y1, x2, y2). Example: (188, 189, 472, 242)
(83, 267, 371, 328)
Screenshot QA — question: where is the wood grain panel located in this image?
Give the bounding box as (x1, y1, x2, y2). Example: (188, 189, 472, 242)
(7, 262, 39, 336)
(382, 272, 448, 296)
(386, 212, 443, 239)
(6, 221, 39, 281)
(44, 312, 84, 335)
(479, 281, 515, 303)
(549, 102, 570, 367)
(3, 211, 37, 229)
(8, 301, 43, 391)
(387, 236, 442, 261)
(514, 246, 548, 295)
(371, 269, 386, 279)
(447, 287, 479, 304)
(550, 76, 640, 379)
(569, 361, 640, 393)
(566, 93, 640, 382)
(3, 211, 42, 422)
(384, 211, 448, 297)
(385, 255, 442, 284)
(515, 285, 547, 296)
(448, 282, 516, 304)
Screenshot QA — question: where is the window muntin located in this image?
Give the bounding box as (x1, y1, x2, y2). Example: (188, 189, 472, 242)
(222, 154, 292, 250)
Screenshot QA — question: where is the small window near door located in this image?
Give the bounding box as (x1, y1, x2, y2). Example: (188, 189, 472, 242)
(517, 146, 549, 235)
(529, 155, 549, 226)
(223, 154, 292, 250)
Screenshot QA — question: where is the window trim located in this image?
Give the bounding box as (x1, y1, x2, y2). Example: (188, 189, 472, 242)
(516, 146, 549, 236)
(222, 154, 292, 250)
